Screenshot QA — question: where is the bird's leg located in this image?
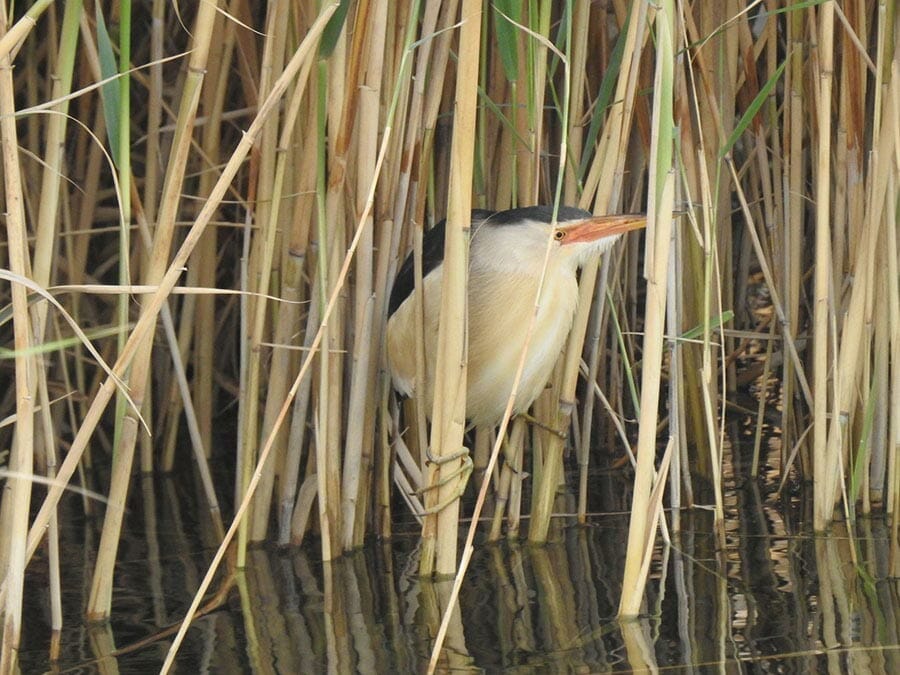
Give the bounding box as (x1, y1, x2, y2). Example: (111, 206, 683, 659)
(414, 452, 473, 515)
(516, 412, 568, 440)
(424, 444, 470, 466)
(489, 418, 528, 541)
(489, 441, 513, 541)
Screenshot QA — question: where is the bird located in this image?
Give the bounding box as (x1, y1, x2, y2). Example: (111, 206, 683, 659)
(386, 205, 646, 428)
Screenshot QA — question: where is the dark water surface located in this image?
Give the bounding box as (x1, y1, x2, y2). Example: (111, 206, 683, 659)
(19, 462, 900, 673)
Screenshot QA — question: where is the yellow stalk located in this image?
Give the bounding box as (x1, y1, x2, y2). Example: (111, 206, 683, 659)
(277, 109, 319, 545)
(887, 160, 900, 524)
(86, 0, 221, 620)
(3, 5, 339, 604)
(342, 0, 390, 550)
(249, 16, 319, 544)
(154, 6, 342, 669)
(192, 0, 239, 452)
(239, 0, 292, 555)
(812, 1, 836, 531)
(529, 0, 648, 544)
(0, 0, 55, 61)
(23, 0, 83, 650)
(421, 0, 482, 578)
(563, 0, 591, 206)
(0, 5, 36, 666)
(619, 0, 675, 618)
(142, 0, 164, 226)
(284, 286, 321, 545)
(781, 5, 805, 461)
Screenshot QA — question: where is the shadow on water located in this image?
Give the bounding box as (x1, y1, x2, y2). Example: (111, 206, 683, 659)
(19, 459, 900, 673)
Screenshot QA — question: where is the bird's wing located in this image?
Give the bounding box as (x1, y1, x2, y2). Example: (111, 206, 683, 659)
(387, 209, 495, 317)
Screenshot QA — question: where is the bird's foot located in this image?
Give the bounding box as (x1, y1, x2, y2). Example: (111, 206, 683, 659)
(425, 444, 469, 466)
(415, 452, 473, 515)
(516, 412, 568, 440)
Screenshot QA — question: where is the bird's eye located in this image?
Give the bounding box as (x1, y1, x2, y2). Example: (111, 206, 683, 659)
(553, 230, 565, 241)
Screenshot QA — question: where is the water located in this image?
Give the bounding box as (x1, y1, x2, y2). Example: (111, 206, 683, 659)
(19, 463, 900, 673)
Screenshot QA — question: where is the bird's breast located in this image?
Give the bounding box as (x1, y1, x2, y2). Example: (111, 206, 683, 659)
(386, 264, 580, 427)
(465, 267, 579, 425)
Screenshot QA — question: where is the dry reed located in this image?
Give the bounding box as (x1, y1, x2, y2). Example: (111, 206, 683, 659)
(0, 1, 897, 667)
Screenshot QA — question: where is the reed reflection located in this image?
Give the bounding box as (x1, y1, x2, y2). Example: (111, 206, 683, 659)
(20, 476, 900, 673)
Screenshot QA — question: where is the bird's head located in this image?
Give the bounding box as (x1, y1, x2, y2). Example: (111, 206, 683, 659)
(471, 206, 646, 274)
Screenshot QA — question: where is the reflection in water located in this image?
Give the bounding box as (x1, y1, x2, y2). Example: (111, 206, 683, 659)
(19, 472, 900, 672)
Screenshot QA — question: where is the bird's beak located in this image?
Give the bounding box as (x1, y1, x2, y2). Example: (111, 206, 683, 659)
(558, 214, 646, 245)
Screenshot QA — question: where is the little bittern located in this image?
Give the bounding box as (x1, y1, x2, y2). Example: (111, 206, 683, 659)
(386, 205, 646, 427)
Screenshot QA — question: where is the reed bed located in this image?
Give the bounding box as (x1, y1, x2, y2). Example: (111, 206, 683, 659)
(0, 0, 897, 669)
